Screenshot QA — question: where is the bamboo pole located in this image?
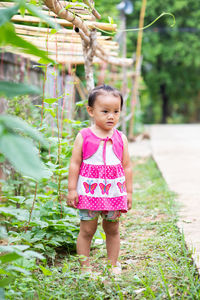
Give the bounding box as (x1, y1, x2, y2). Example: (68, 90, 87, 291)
(128, 0, 147, 140)
(39, 9, 94, 20)
(11, 14, 117, 31)
(15, 25, 115, 44)
(17, 34, 119, 50)
(14, 23, 112, 38)
(0, 1, 94, 18)
(14, 23, 75, 34)
(0, 5, 93, 20)
(4, 46, 132, 65)
(121, 10, 127, 135)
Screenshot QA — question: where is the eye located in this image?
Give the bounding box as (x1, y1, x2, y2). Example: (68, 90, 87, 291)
(103, 110, 108, 113)
(115, 110, 119, 114)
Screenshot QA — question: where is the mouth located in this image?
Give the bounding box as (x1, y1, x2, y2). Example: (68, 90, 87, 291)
(106, 122, 114, 126)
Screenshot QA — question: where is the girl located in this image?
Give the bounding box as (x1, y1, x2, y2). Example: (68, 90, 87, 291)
(67, 85, 132, 274)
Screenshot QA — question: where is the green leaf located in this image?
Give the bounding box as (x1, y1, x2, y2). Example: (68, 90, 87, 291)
(0, 252, 22, 264)
(44, 98, 58, 104)
(0, 207, 29, 221)
(0, 276, 14, 288)
(39, 265, 52, 276)
(34, 243, 45, 251)
(0, 153, 5, 163)
(108, 16, 114, 24)
(43, 107, 56, 118)
(76, 100, 87, 107)
(23, 251, 45, 260)
(25, 3, 61, 30)
(0, 134, 51, 180)
(0, 115, 46, 146)
(0, 245, 30, 252)
(0, 81, 41, 98)
(50, 29, 57, 34)
(0, 4, 19, 27)
(19, 6, 26, 17)
(6, 266, 30, 275)
(0, 23, 54, 64)
(0, 268, 11, 276)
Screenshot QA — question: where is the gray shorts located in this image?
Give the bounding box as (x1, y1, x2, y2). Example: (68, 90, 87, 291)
(79, 209, 121, 222)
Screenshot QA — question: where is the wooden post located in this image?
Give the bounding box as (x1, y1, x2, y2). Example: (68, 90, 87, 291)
(128, 0, 147, 140)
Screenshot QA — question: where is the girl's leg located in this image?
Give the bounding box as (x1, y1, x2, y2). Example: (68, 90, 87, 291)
(77, 219, 98, 271)
(102, 219, 120, 266)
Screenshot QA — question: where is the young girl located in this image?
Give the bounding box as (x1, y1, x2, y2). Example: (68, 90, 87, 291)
(67, 85, 132, 274)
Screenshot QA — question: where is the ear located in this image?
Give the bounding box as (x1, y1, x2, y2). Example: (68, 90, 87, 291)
(87, 106, 94, 117)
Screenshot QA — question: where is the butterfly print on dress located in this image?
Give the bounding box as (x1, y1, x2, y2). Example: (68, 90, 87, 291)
(99, 183, 111, 195)
(83, 182, 97, 194)
(117, 181, 126, 193)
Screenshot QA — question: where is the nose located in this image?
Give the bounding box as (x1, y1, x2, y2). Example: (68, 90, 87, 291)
(108, 112, 114, 119)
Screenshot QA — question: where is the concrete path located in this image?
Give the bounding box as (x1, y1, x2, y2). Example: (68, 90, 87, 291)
(129, 124, 200, 273)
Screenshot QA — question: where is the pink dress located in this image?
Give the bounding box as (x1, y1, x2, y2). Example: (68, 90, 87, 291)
(76, 128, 128, 213)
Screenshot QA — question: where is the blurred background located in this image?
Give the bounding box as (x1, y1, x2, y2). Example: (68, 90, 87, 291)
(95, 0, 200, 125)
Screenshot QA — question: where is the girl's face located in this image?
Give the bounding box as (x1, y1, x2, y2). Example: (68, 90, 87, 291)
(87, 92, 121, 132)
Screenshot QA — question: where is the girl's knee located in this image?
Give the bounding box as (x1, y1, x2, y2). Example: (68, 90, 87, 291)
(103, 220, 119, 235)
(80, 221, 97, 239)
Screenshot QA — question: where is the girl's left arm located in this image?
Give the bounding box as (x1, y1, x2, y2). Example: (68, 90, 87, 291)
(122, 134, 133, 210)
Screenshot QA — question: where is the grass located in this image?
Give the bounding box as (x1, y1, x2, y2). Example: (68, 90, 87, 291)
(5, 157, 200, 299)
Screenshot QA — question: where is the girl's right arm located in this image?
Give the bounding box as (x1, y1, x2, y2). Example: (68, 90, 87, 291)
(67, 133, 83, 208)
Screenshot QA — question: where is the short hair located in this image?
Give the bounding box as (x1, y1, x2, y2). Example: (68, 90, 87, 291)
(88, 85, 123, 109)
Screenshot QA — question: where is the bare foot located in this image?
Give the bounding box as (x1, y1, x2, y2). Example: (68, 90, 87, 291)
(112, 262, 122, 275)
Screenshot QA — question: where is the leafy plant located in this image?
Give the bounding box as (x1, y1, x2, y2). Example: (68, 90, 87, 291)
(0, 226, 45, 300)
(0, 0, 59, 64)
(0, 200, 80, 259)
(0, 114, 51, 180)
(0, 0, 58, 180)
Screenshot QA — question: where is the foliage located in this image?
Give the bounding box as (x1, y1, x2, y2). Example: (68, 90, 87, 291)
(0, 0, 59, 180)
(0, 81, 41, 98)
(0, 0, 59, 64)
(0, 0, 81, 295)
(96, 0, 200, 123)
(95, 0, 120, 24)
(125, 0, 200, 123)
(0, 114, 50, 180)
(3, 158, 200, 299)
(0, 22, 53, 65)
(0, 200, 79, 259)
(0, 226, 45, 300)
(1, 95, 86, 258)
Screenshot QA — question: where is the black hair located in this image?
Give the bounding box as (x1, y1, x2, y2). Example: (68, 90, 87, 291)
(88, 85, 123, 109)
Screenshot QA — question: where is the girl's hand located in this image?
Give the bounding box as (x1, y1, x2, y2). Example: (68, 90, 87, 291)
(127, 193, 132, 210)
(67, 190, 79, 208)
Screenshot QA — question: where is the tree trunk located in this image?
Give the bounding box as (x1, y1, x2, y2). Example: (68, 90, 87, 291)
(82, 29, 96, 93)
(160, 83, 169, 124)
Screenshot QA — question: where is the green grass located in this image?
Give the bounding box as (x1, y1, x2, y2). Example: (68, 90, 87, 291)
(5, 157, 200, 299)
